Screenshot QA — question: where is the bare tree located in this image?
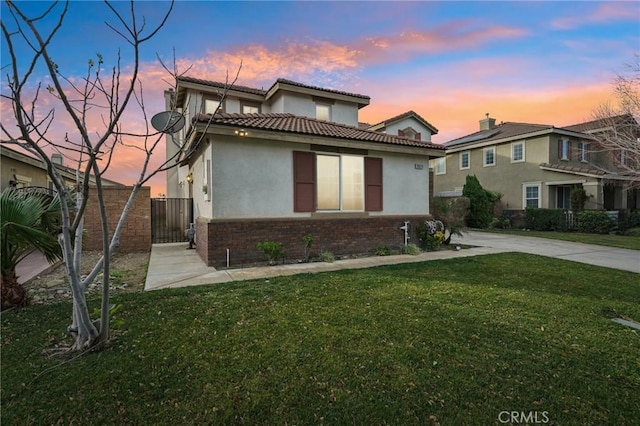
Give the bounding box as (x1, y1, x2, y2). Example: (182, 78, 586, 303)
(590, 54, 640, 188)
(1, 0, 239, 351)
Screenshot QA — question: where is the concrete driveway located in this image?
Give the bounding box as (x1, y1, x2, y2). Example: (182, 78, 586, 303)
(450, 231, 640, 273)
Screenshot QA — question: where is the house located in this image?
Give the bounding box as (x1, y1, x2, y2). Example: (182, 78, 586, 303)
(165, 76, 445, 267)
(432, 114, 639, 215)
(1, 144, 123, 192)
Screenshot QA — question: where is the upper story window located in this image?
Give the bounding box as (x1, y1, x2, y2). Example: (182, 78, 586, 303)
(511, 141, 525, 163)
(460, 151, 470, 170)
(559, 138, 571, 161)
(483, 146, 496, 167)
(435, 157, 446, 175)
(203, 97, 222, 114)
(579, 142, 589, 162)
(316, 104, 331, 121)
(241, 103, 260, 114)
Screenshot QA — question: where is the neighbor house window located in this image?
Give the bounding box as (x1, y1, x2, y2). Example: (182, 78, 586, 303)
(523, 183, 541, 208)
(483, 146, 496, 167)
(460, 151, 470, 170)
(293, 152, 382, 212)
(435, 157, 446, 175)
(559, 138, 570, 160)
(511, 141, 525, 163)
(241, 104, 260, 114)
(316, 104, 331, 121)
(556, 186, 571, 209)
(579, 142, 589, 162)
(619, 149, 626, 166)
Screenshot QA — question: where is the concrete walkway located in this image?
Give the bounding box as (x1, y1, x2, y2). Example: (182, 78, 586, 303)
(144, 231, 638, 291)
(450, 231, 640, 274)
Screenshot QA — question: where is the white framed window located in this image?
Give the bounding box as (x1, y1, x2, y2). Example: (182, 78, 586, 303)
(511, 141, 525, 163)
(317, 154, 364, 211)
(316, 104, 331, 121)
(459, 151, 470, 170)
(435, 157, 446, 175)
(204, 98, 221, 114)
(523, 183, 541, 208)
(559, 138, 570, 160)
(579, 142, 589, 162)
(483, 146, 496, 167)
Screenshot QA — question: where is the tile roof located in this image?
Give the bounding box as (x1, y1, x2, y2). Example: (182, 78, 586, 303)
(193, 112, 444, 150)
(369, 110, 439, 134)
(445, 122, 555, 147)
(563, 113, 636, 133)
(177, 76, 267, 96)
(539, 162, 606, 176)
(268, 78, 370, 101)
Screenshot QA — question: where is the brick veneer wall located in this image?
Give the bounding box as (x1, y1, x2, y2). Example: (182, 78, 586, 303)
(197, 215, 432, 268)
(83, 186, 151, 252)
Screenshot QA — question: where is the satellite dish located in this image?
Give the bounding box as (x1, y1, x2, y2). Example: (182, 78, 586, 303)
(151, 111, 185, 134)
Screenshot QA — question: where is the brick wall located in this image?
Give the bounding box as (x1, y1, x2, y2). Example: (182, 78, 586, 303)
(197, 215, 432, 268)
(83, 186, 151, 252)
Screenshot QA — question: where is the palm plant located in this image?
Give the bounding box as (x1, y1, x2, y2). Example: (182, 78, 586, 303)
(1, 188, 63, 310)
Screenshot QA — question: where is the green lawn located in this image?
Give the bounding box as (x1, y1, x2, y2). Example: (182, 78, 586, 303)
(479, 229, 640, 250)
(2, 253, 639, 425)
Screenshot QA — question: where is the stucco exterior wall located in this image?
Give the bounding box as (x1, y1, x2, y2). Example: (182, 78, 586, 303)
(268, 92, 359, 126)
(384, 117, 434, 142)
(1, 156, 50, 190)
(377, 152, 430, 215)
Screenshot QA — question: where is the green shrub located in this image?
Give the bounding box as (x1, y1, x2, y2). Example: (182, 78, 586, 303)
(302, 234, 313, 262)
(525, 208, 571, 231)
(320, 251, 334, 263)
(576, 211, 615, 234)
(462, 175, 497, 228)
(619, 211, 640, 233)
(402, 243, 421, 255)
(375, 246, 391, 256)
(256, 241, 284, 264)
(625, 227, 640, 237)
(570, 186, 589, 212)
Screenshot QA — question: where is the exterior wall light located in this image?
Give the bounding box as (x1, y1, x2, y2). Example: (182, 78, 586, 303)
(234, 129, 248, 137)
(186, 173, 193, 183)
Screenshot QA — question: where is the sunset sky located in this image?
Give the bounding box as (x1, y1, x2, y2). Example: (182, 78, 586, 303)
(1, 0, 638, 196)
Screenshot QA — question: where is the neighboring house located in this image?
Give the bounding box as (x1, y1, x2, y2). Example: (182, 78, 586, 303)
(165, 76, 445, 267)
(366, 110, 439, 142)
(1, 144, 123, 192)
(432, 114, 640, 214)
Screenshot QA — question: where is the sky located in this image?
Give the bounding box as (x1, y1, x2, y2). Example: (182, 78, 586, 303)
(1, 0, 638, 197)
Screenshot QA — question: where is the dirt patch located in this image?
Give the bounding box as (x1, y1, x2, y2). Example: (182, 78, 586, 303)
(24, 251, 150, 305)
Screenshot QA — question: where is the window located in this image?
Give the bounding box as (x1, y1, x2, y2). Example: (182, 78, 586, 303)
(241, 103, 260, 114)
(523, 183, 541, 208)
(579, 142, 589, 162)
(435, 157, 446, 175)
(316, 104, 331, 121)
(559, 138, 570, 160)
(293, 152, 382, 212)
(511, 142, 524, 162)
(460, 151, 470, 170)
(619, 149, 626, 166)
(483, 146, 496, 167)
(203, 98, 221, 114)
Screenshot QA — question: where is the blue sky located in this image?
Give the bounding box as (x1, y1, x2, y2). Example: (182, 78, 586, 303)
(2, 0, 638, 195)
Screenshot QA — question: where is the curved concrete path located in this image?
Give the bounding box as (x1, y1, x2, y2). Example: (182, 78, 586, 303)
(450, 231, 640, 274)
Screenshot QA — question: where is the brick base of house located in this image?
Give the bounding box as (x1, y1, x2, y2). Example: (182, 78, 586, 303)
(195, 215, 433, 268)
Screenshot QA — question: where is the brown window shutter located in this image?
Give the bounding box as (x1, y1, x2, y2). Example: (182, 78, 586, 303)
(293, 151, 316, 212)
(398, 129, 405, 137)
(415, 132, 421, 140)
(365, 157, 383, 211)
(558, 139, 562, 159)
(568, 141, 573, 160)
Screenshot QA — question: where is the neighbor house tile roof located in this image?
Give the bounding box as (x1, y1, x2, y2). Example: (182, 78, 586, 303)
(539, 162, 606, 176)
(563, 114, 634, 133)
(194, 112, 445, 150)
(369, 110, 439, 134)
(445, 122, 556, 148)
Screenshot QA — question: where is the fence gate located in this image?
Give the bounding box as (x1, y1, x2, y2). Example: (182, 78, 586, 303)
(151, 198, 193, 243)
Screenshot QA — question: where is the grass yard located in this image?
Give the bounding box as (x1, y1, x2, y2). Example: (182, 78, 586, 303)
(2, 253, 639, 425)
(479, 229, 640, 250)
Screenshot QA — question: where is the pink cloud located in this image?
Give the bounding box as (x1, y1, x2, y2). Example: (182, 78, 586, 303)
(552, 2, 639, 29)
